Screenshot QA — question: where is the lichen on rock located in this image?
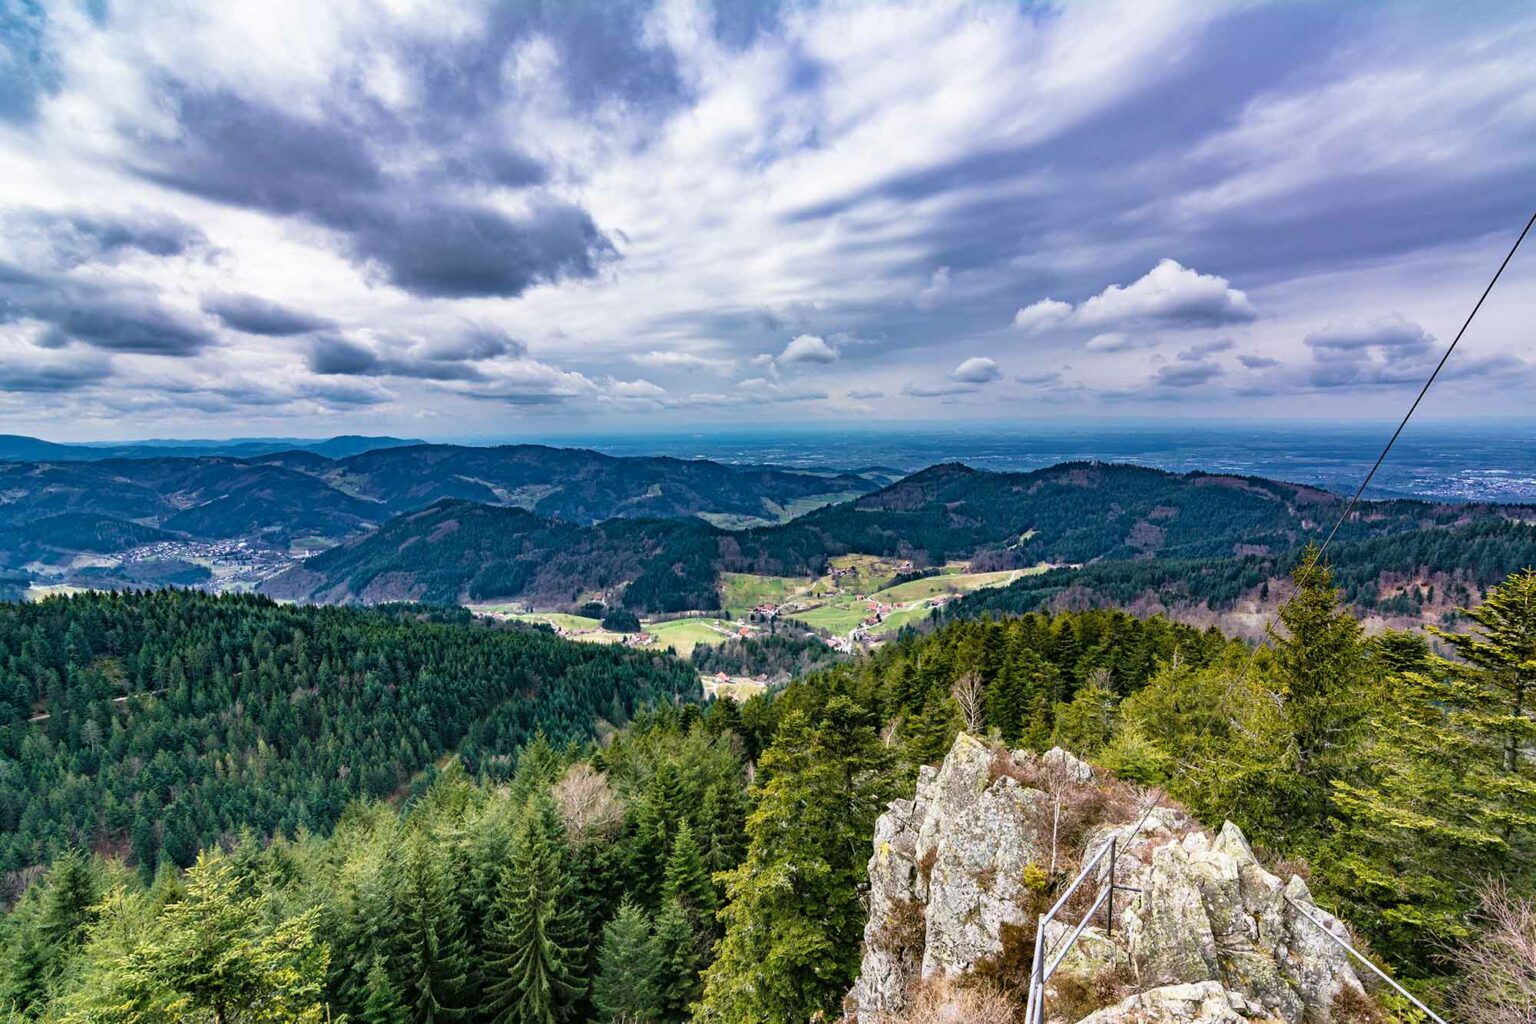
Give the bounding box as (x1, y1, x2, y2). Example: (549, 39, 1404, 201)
(846, 733, 1374, 1024)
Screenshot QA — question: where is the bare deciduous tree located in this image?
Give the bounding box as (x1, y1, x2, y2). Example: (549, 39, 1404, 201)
(551, 762, 623, 843)
(1449, 882, 1536, 1024)
(952, 673, 984, 733)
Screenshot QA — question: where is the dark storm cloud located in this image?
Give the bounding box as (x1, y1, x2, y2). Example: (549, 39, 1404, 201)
(135, 89, 614, 298)
(0, 354, 112, 393)
(18, 209, 210, 266)
(306, 336, 382, 376)
(350, 200, 613, 299)
(305, 334, 490, 381)
(203, 294, 334, 336)
(0, 273, 215, 357)
(1154, 361, 1224, 388)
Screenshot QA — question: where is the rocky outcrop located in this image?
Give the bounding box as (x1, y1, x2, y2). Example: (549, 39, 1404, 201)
(847, 734, 1370, 1024)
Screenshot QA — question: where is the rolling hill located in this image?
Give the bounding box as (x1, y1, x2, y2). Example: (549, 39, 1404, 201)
(0, 444, 885, 578)
(262, 460, 1536, 615)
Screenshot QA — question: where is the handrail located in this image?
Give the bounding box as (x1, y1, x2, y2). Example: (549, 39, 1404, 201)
(1283, 896, 1450, 1024)
(1023, 836, 1123, 1024)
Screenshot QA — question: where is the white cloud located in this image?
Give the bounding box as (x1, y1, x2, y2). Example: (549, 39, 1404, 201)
(631, 350, 736, 375)
(1012, 298, 1073, 333)
(777, 334, 840, 366)
(951, 356, 1001, 384)
(1084, 332, 1157, 353)
(1018, 259, 1255, 336)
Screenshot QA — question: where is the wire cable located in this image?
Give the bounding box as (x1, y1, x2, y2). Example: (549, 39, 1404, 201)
(1228, 208, 1536, 684)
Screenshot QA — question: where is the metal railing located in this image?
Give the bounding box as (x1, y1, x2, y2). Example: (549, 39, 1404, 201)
(1018, 836, 1452, 1024)
(1022, 835, 1132, 1024)
(1283, 896, 1449, 1024)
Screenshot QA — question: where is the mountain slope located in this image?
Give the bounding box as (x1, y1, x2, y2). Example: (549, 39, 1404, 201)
(264, 461, 1536, 616)
(263, 499, 723, 611)
(0, 445, 884, 570)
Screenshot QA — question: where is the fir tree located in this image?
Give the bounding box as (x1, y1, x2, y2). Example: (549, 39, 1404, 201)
(482, 796, 584, 1024)
(650, 898, 704, 1024)
(1271, 545, 1367, 812)
(362, 956, 412, 1024)
(394, 834, 471, 1023)
(1050, 668, 1118, 756)
(660, 824, 715, 924)
(592, 900, 656, 1024)
(696, 697, 894, 1024)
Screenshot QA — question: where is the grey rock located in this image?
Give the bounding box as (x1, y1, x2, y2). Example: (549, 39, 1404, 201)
(1075, 981, 1248, 1024)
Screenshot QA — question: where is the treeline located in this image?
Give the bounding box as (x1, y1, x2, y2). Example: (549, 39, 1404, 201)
(0, 591, 696, 880)
(950, 518, 1536, 619)
(721, 461, 1508, 577)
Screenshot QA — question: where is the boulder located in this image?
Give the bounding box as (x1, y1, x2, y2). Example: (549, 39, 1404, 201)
(1075, 981, 1250, 1024)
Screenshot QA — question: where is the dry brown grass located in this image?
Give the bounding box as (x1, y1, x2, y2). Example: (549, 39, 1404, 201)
(1048, 961, 1136, 1022)
(897, 975, 1021, 1023)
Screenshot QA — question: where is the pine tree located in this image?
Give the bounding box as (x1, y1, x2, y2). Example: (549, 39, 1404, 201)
(482, 796, 584, 1024)
(362, 956, 412, 1024)
(592, 900, 656, 1024)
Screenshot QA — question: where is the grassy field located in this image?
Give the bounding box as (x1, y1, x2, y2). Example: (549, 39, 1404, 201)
(787, 601, 871, 635)
(719, 572, 813, 613)
(775, 490, 868, 519)
(495, 611, 603, 632)
(874, 568, 1026, 603)
(867, 604, 936, 635)
(648, 618, 736, 657)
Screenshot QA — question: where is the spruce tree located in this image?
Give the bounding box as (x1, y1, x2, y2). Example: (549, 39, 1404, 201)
(1271, 545, 1367, 817)
(394, 834, 470, 1023)
(696, 697, 894, 1024)
(660, 824, 715, 923)
(650, 898, 704, 1024)
(362, 957, 412, 1024)
(592, 899, 656, 1024)
(1331, 569, 1536, 965)
(482, 796, 584, 1024)
(1050, 669, 1118, 756)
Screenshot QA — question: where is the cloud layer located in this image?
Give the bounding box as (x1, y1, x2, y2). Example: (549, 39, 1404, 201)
(2, 1, 1534, 437)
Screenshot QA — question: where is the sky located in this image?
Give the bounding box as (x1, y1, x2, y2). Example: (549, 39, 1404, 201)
(1, 0, 1534, 441)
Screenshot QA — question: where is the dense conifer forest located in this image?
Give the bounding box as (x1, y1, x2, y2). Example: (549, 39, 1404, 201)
(4, 560, 1534, 1020)
(0, 592, 696, 881)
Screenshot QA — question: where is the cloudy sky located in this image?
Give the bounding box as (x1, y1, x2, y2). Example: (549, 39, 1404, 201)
(2, 0, 1534, 440)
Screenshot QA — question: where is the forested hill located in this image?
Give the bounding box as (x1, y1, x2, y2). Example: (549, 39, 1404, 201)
(0, 444, 879, 565)
(725, 460, 1517, 573)
(263, 500, 724, 611)
(0, 590, 697, 879)
(265, 460, 1535, 612)
(5, 568, 1531, 1020)
(946, 517, 1536, 625)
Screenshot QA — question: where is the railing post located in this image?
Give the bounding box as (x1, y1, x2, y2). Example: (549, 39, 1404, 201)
(1024, 917, 1045, 1024)
(1106, 838, 1116, 938)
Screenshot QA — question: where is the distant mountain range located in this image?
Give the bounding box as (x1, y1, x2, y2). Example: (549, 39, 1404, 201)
(5, 440, 1533, 618)
(261, 460, 1536, 613)
(0, 443, 886, 578)
(0, 433, 423, 462)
